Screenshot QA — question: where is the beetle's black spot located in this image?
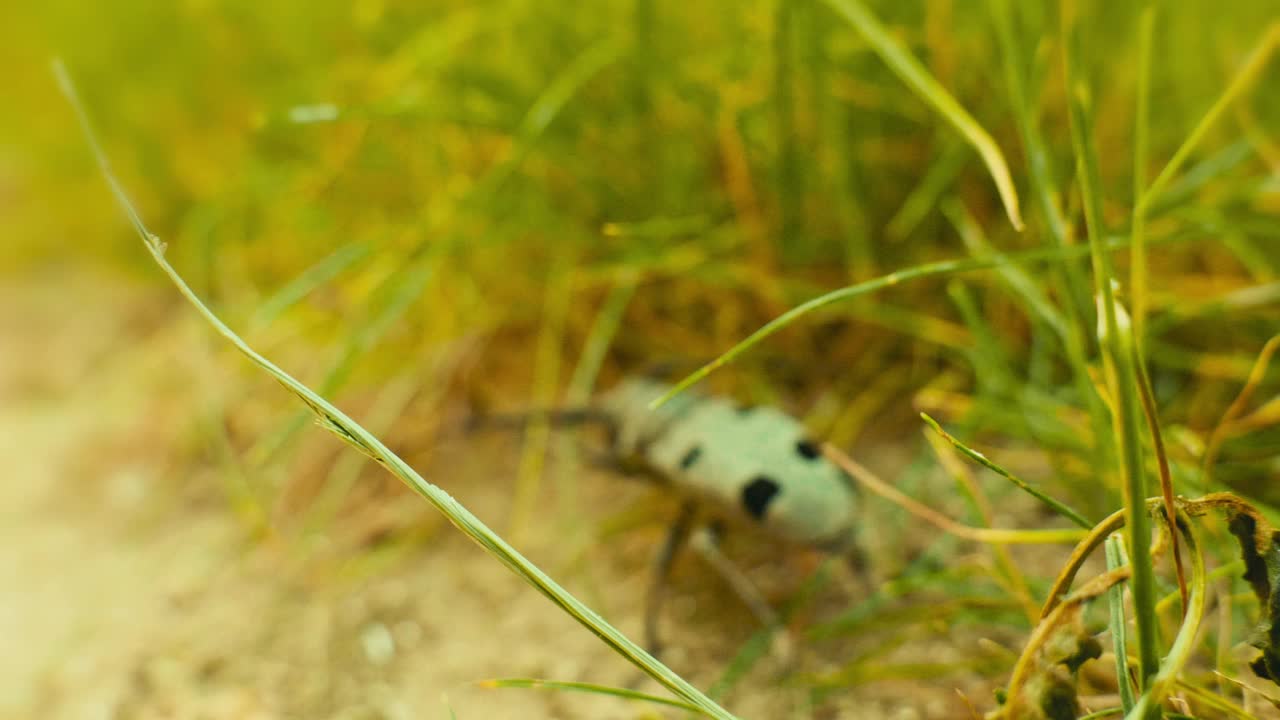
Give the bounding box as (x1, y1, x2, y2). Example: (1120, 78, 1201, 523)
(795, 439, 821, 460)
(735, 403, 755, 416)
(680, 445, 703, 470)
(741, 476, 781, 521)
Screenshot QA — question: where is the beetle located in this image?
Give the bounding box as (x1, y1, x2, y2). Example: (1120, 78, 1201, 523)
(598, 377, 862, 552)
(475, 375, 866, 655)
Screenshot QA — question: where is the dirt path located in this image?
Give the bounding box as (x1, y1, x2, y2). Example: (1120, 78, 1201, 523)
(1, 267, 973, 719)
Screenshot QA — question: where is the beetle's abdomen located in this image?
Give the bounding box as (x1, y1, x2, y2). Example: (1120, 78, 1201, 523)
(601, 378, 860, 552)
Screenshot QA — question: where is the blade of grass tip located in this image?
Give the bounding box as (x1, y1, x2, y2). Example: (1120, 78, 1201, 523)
(649, 232, 1194, 408)
(1063, 7, 1160, 697)
(821, 0, 1024, 231)
(924, 429, 1038, 623)
(476, 678, 704, 713)
(54, 59, 738, 720)
(1105, 536, 1137, 713)
(988, 0, 1110, 461)
(988, 0, 1086, 302)
(1140, 22, 1280, 210)
(920, 413, 1091, 529)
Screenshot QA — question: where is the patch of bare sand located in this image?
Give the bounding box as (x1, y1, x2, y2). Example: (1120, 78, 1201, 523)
(1, 266, 995, 719)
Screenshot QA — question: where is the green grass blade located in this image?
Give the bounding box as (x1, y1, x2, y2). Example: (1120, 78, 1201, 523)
(1130, 6, 1155, 343)
(774, 0, 802, 244)
(988, 0, 1106, 454)
(479, 38, 624, 195)
(651, 233, 1192, 408)
(822, 0, 1024, 231)
(248, 257, 436, 465)
(920, 413, 1092, 529)
(55, 58, 737, 720)
(1062, 15, 1161, 700)
(476, 678, 705, 713)
(510, 256, 572, 541)
(1140, 23, 1280, 209)
(943, 198, 1069, 344)
(887, 140, 967, 241)
(1105, 536, 1136, 713)
(249, 241, 372, 331)
(566, 270, 638, 403)
(988, 0, 1067, 242)
(1125, 513, 1208, 718)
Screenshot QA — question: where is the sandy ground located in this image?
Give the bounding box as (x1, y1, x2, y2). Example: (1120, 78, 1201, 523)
(1, 267, 991, 719)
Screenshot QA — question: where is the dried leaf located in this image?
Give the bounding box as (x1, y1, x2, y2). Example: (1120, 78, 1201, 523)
(989, 571, 1115, 719)
(1227, 509, 1280, 684)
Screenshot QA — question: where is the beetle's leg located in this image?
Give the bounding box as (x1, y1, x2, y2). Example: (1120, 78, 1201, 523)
(689, 523, 794, 664)
(688, 524, 780, 631)
(645, 500, 698, 657)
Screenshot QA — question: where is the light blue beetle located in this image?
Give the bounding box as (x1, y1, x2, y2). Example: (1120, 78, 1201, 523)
(589, 377, 864, 654)
(600, 377, 862, 554)
(477, 374, 865, 653)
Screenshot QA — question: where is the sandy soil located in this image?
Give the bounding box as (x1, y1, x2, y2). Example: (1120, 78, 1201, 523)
(1, 267, 990, 719)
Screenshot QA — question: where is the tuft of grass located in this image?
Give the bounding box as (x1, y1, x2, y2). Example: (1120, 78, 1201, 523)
(652, 233, 1191, 409)
(56, 58, 738, 720)
(822, 0, 1024, 231)
(30, 0, 1280, 715)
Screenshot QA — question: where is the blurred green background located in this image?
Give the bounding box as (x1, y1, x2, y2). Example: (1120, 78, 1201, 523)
(3, 0, 1280, 717)
(10, 0, 1277, 502)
